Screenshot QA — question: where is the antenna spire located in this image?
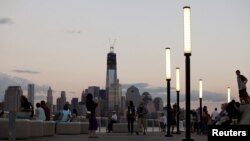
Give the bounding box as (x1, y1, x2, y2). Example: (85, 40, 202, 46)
(109, 38, 116, 53)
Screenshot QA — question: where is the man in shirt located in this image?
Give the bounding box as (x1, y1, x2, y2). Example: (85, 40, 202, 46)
(107, 111, 117, 133)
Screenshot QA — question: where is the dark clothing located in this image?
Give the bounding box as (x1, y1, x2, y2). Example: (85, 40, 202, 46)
(107, 120, 117, 132)
(127, 106, 136, 120)
(86, 100, 98, 130)
(136, 106, 147, 118)
(127, 118, 134, 133)
(21, 101, 34, 118)
(86, 100, 97, 117)
(88, 115, 98, 130)
(127, 106, 135, 133)
(41, 105, 51, 121)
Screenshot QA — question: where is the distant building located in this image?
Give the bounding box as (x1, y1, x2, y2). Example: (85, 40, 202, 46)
(4, 86, 22, 112)
(88, 86, 100, 98)
(71, 98, 79, 112)
(153, 97, 163, 111)
(99, 89, 106, 100)
(125, 85, 140, 107)
(81, 90, 85, 103)
(56, 97, 61, 111)
(47, 87, 53, 112)
(105, 46, 121, 111)
(59, 91, 66, 110)
(141, 92, 153, 105)
(120, 95, 126, 116)
(109, 80, 122, 112)
(27, 84, 35, 107)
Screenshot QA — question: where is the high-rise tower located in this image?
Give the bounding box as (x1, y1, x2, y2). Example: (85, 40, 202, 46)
(47, 86, 53, 112)
(4, 86, 22, 111)
(105, 46, 120, 111)
(28, 84, 35, 107)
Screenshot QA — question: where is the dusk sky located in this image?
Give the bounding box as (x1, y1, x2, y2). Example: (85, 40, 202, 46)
(0, 0, 249, 112)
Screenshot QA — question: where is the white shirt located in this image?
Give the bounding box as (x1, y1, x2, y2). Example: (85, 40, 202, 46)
(111, 113, 117, 121)
(160, 115, 167, 124)
(211, 110, 220, 121)
(35, 107, 46, 121)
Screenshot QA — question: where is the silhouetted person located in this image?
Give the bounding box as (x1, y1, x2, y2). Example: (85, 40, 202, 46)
(127, 100, 136, 135)
(19, 95, 34, 118)
(70, 108, 78, 122)
(86, 93, 98, 138)
(136, 101, 147, 135)
(236, 70, 249, 104)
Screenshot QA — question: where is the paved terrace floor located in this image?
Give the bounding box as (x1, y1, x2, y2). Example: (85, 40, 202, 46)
(0, 132, 207, 141)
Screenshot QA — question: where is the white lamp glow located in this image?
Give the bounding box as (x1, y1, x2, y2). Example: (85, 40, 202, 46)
(165, 48, 171, 80)
(227, 87, 231, 103)
(183, 6, 191, 55)
(176, 68, 180, 91)
(199, 79, 203, 98)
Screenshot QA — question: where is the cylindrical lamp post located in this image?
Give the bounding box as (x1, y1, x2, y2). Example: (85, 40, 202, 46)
(175, 67, 181, 134)
(183, 6, 194, 141)
(199, 79, 203, 134)
(165, 47, 173, 137)
(227, 87, 231, 103)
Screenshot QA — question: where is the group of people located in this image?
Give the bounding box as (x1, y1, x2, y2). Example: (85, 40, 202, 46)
(18, 95, 50, 121)
(126, 101, 148, 135)
(6, 69, 247, 139)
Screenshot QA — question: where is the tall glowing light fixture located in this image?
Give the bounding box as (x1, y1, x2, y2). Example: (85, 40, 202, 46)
(227, 87, 231, 103)
(199, 79, 203, 134)
(166, 48, 171, 79)
(165, 47, 173, 137)
(183, 6, 193, 141)
(175, 68, 181, 134)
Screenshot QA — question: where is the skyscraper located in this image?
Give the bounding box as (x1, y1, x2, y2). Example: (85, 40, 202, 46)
(59, 91, 66, 110)
(47, 87, 53, 112)
(27, 84, 35, 107)
(105, 46, 120, 111)
(88, 86, 100, 98)
(126, 85, 141, 107)
(4, 86, 22, 111)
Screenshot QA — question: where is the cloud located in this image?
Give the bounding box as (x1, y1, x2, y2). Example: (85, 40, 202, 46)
(0, 72, 49, 102)
(0, 18, 13, 24)
(121, 82, 230, 103)
(12, 69, 40, 74)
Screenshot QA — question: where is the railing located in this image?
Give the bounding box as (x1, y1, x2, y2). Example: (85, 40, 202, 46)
(95, 117, 164, 133)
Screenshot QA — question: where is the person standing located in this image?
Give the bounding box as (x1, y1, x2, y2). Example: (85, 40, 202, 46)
(86, 93, 98, 138)
(127, 100, 136, 135)
(159, 113, 167, 132)
(211, 108, 219, 124)
(236, 70, 249, 104)
(136, 101, 147, 135)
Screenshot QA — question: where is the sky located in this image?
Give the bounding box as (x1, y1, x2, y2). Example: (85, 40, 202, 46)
(0, 0, 250, 113)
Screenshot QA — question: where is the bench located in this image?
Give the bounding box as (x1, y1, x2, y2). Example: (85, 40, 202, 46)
(56, 122, 81, 135)
(0, 118, 30, 140)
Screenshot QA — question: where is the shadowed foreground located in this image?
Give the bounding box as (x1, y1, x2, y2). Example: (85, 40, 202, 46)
(0, 132, 207, 141)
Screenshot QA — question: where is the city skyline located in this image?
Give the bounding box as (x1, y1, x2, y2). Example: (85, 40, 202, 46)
(1, 0, 250, 112)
